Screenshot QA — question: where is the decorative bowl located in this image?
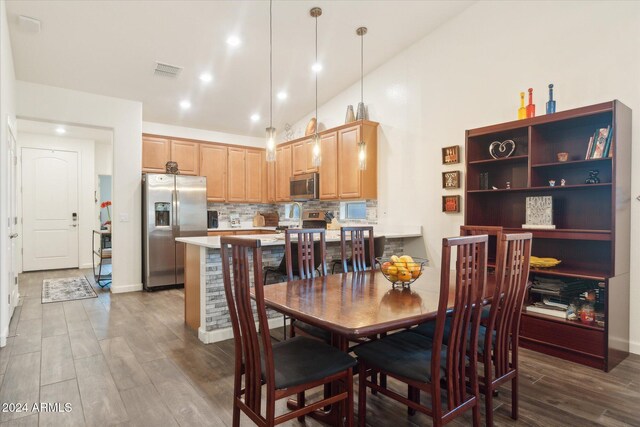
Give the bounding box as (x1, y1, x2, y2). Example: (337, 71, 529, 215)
(557, 152, 569, 162)
(530, 256, 561, 268)
(376, 256, 427, 287)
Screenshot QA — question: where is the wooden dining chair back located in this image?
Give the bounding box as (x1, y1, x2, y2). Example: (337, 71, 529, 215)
(460, 225, 503, 263)
(221, 236, 356, 427)
(481, 232, 532, 426)
(341, 226, 376, 273)
(354, 234, 487, 427)
(285, 228, 327, 280)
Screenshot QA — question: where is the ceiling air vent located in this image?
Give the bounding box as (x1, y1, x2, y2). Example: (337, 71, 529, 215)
(154, 62, 182, 78)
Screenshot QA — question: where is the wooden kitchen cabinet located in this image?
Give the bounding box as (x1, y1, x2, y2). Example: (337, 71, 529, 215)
(318, 132, 338, 199)
(142, 136, 170, 172)
(292, 138, 318, 176)
(245, 149, 263, 202)
(266, 157, 276, 202)
(338, 123, 378, 199)
(275, 145, 292, 201)
(199, 144, 227, 202)
(227, 147, 246, 202)
(171, 140, 199, 175)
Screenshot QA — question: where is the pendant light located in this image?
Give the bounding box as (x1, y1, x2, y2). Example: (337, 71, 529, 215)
(310, 7, 322, 167)
(265, 0, 276, 162)
(357, 26, 367, 170)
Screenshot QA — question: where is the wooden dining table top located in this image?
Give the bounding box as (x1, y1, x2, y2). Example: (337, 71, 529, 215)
(258, 270, 495, 340)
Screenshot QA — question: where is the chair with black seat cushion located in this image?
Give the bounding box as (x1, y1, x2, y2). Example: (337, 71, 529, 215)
(339, 226, 376, 273)
(220, 236, 356, 427)
(263, 229, 326, 341)
(354, 234, 487, 427)
(331, 235, 386, 274)
(480, 232, 532, 426)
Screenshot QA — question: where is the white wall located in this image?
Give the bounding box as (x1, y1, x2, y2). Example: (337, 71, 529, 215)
(17, 133, 97, 269)
(143, 121, 264, 148)
(0, 0, 17, 345)
(17, 81, 143, 293)
(288, 1, 640, 352)
(95, 141, 113, 229)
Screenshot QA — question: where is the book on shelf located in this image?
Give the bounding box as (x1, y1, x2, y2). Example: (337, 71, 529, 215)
(526, 305, 567, 319)
(585, 125, 614, 159)
(585, 135, 594, 160)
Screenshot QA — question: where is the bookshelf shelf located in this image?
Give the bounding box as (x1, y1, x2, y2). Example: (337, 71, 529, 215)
(464, 100, 631, 372)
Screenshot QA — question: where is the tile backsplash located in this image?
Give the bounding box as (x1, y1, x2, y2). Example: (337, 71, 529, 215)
(207, 200, 377, 227)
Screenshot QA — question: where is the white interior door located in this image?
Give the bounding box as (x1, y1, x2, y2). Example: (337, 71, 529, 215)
(6, 122, 18, 317)
(22, 148, 79, 271)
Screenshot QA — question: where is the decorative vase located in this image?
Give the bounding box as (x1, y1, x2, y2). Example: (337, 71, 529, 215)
(305, 117, 317, 136)
(585, 170, 600, 184)
(526, 88, 535, 118)
(345, 105, 355, 123)
(546, 83, 556, 114)
(356, 102, 366, 121)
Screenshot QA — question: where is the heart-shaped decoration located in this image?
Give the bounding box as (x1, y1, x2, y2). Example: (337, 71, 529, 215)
(489, 139, 516, 159)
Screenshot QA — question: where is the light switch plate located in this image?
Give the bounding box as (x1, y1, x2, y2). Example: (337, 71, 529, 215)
(119, 213, 130, 222)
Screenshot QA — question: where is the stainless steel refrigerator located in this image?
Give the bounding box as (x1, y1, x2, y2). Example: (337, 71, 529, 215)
(142, 174, 207, 290)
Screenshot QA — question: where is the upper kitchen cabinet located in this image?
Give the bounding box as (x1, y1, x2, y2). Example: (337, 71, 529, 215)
(227, 147, 246, 202)
(245, 149, 263, 203)
(266, 157, 276, 203)
(292, 138, 317, 176)
(276, 145, 292, 201)
(337, 122, 378, 199)
(142, 136, 171, 173)
(170, 140, 199, 175)
(318, 131, 338, 199)
(199, 144, 227, 202)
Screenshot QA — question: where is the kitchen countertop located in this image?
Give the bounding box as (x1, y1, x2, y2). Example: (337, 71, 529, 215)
(178, 225, 422, 249)
(207, 226, 277, 232)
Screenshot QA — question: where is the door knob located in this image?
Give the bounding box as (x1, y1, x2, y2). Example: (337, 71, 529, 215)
(9, 233, 18, 239)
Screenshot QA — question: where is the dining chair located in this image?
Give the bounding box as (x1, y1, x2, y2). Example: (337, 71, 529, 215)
(480, 232, 532, 426)
(354, 234, 488, 427)
(220, 236, 356, 427)
(331, 235, 386, 273)
(340, 226, 376, 273)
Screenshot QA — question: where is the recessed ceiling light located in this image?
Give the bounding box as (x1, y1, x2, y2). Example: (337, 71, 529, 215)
(250, 113, 260, 122)
(55, 127, 66, 134)
(180, 100, 191, 110)
(199, 73, 213, 83)
(226, 36, 241, 47)
(312, 62, 323, 73)
(277, 91, 288, 100)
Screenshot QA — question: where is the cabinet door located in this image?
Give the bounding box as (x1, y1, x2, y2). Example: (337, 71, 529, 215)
(245, 149, 262, 202)
(142, 136, 170, 172)
(305, 139, 318, 173)
(199, 144, 227, 202)
(227, 148, 246, 202)
(267, 157, 276, 202)
(171, 140, 199, 175)
(292, 141, 306, 176)
(276, 145, 292, 201)
(338, 126, 361, 199)
(319, 132, 338, 199)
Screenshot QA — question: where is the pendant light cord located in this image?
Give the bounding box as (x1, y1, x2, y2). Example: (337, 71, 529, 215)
(360, 29, 364, 125)
(269, 0, 273, 129)
(315, 13, 318, 130)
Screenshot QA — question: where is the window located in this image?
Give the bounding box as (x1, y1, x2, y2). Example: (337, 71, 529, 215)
(340, 201, 367, 220)
(283, 203, 301, 220)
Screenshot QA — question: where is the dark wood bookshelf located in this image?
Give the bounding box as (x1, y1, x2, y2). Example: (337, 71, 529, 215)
(464, 100, 631, 372)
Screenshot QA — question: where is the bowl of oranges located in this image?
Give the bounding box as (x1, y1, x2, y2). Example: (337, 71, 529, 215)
(376, 255, 426, 287)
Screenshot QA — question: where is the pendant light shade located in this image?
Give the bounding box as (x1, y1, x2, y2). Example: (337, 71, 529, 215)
(357, 26, 367, 170)
(265, 0, 276, 162)
(310, 7, 322, 167)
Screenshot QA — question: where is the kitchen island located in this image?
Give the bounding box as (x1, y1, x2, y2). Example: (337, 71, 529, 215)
(176, 226, 422, 343)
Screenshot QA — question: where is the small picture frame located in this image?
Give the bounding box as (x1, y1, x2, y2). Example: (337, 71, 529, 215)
(442, 195, 461, 213)
(442, 145, 460, 165)
(442, 171, 461, 189)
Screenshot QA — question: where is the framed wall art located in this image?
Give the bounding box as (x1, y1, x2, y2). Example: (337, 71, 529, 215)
(442, 145, 460, 164)
(442, 171, 461, 189)
(442, 195, 461, 213)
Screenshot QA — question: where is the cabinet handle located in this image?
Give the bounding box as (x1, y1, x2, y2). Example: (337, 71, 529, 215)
(637, 195, 640, 201)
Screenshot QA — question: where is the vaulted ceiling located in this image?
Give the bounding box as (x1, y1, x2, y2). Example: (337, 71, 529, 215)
(7, 0, 472, 136)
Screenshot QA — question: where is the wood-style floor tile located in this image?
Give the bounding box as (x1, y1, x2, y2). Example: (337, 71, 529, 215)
(68, 328, 102, 360)
(39, 379, 85, 427)
(0, 352, 41, 422)
(0, 414, 39, 427)
(40, 334, 76, 386)
(119, 383, 178, 427)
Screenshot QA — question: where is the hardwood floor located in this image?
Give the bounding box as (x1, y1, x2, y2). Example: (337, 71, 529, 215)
(0, 268, 639, 426)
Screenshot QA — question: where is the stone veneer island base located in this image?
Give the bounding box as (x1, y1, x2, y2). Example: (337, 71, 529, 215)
(177, 227, 422, 344)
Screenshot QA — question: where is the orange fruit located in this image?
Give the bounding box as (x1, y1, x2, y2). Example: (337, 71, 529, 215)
(398, 271, 412, 282)
(386, 265, 398, 276)
(411, 269, 421, 279)
(381, 262, 392, 273)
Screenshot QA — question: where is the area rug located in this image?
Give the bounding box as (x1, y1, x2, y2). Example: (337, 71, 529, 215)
(42, 276, 98, 304)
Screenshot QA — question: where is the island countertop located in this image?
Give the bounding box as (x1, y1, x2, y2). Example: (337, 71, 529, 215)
(177, 225, 422, 248)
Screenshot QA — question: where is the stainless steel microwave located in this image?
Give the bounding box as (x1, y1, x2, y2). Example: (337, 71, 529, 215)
(290, 172, 319, 200)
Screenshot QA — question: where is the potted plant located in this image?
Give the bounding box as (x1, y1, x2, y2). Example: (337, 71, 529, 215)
(101, 201, 112, 231)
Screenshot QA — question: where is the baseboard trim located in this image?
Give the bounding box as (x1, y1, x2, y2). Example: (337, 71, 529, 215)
(198, 317, 283, 344)
(110, 282, 143, 293)
(629, 340, 640, 355)
(0, 325, 8, 347)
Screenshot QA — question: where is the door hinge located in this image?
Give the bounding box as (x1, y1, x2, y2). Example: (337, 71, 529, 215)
(14, 276, 17, 285)
(13, 217, 17, 225)
(7, 294, 10, 305)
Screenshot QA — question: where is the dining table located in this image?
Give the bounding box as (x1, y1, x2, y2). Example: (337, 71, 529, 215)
(257, 269, 496, 425)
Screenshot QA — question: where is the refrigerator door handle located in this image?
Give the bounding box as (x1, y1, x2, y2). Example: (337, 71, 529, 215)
(175, 189, 180, 232)
(171, 190, 177, 232)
